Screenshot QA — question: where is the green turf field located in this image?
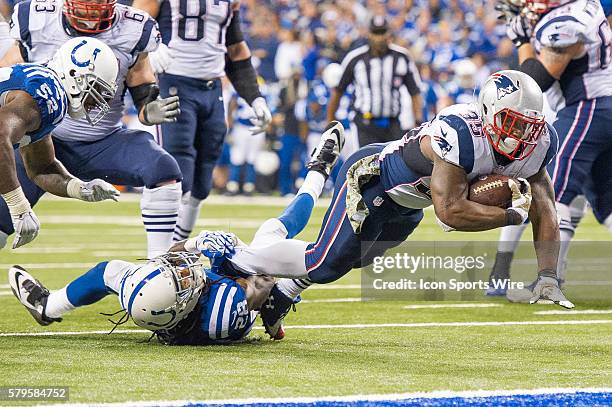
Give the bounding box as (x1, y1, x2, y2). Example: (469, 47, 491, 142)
(0, 197, 610, 404)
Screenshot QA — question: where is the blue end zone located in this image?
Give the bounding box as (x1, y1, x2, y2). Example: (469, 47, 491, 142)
(181, 391, 611, 407)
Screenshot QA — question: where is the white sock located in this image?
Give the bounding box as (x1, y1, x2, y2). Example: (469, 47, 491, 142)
(173, 193, 202, 242)
(605, 214, 612, 233)
(45, 287, 76, 319)
(0, 230, 7, 250)
(556, 202, 575, 282)
(497, 223, 528, 253)
(277, 278, 312, 300)
(141, 182, 182, 258)
(297, 171, 326, 205)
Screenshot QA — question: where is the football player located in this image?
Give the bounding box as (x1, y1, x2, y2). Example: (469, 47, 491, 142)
(212, 71, 573, 339)
(489, 0, 612, 299)
(132, 0, 272, 241)
(8, 128, 343, 344)
(0, 37, 120, 250)
(0, 0, 183, 258)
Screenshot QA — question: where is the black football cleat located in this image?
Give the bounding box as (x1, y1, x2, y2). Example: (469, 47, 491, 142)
(8, 266, 61, 326)
(260, 285, 300, 340)
(306, 121, 345, 179)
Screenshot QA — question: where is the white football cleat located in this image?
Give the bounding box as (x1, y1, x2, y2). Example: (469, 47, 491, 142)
(8, 265, 61, 326)
(306, 120, 345, 179)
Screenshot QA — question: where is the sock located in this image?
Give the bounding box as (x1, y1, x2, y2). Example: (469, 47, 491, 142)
(173, 192, 202, 242)
(45, 287, 76, 319)
(229, 164, 241, 183)
(141, 182, 182, 258)
(605, 213, 612, 233)
(245, 163, 256, 184)
(489, 251, 514, 281)
(46, 261, 110, 318)
(0, 230, 7, 250)
(556, 202, 575, 283)
(497, 223, 528, 253)
(277, 172, 326, 238)
(277, 278, 312, 300)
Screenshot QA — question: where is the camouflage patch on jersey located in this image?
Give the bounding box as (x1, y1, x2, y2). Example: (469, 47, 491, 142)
(346, 154, 381, 234)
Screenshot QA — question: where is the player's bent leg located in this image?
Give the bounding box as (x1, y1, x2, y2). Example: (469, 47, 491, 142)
(9, 266, 62, 326)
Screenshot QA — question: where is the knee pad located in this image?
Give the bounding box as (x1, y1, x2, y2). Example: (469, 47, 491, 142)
(144, 153, 182, 188)
(141, 182, 182, 213)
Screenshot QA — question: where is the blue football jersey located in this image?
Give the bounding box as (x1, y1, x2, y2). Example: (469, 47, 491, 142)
(0, 64, 68, 147)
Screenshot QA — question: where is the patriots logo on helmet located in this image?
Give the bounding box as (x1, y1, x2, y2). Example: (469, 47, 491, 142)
(491, 73, 518, 100)
(433, 130, 452, 157)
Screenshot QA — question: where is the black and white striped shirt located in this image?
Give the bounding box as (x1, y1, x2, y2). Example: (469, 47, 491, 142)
(337, 44, 422, 119)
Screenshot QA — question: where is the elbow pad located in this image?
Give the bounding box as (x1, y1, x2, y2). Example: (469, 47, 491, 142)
(520, 58, 556, 92)
(225, 56, 261, 105)
(128, 83, 159, 112)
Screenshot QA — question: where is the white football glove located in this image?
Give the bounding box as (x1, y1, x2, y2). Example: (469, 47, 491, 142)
(506, 14, 533, 48)
(529, 270, 575, 309)
(67, 179, 120, 202)
(148, 43, 174, 74)
(12, 210, 40, 249)
(143, 96, 181, 125)
(507, 178, 532, 224)
(249, 97, 272, 135)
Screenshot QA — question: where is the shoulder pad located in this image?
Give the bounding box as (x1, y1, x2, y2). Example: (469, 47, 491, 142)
(117, 5, 161, 55)
(428, 113, 475, 173)
(536, 16, 587, 48)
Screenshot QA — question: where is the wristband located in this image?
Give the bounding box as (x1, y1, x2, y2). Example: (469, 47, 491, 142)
(2, 187, 31, 217)
(66, 178, 84, 200)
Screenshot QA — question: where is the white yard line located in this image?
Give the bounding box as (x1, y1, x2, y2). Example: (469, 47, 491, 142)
(40, 387, 612, 407)
(402, 303, 502, 309)
(307, 284, 361, 290)
(2, 319, 612, 337)
(0, 263, 93, 269)
(0, 291, 12, 296)
(534, 309, 612, 315)
(300, 298, 362, 304)
(39, 216, 267, 229)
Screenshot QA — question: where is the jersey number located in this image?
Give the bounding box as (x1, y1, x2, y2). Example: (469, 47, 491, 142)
(177, 0, 230, 44)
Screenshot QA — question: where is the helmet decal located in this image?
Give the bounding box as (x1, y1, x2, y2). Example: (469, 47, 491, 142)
(70, 40, 101, 68)
(491, 73, 519, 100)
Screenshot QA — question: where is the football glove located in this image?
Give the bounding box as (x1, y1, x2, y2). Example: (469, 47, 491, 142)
(67, 179, 120, 202)
(495, 0, 522, 22)
(12, 210, 40, 249)
(507, 178, 532, 223)
(529, 270, 575, 309)
(249, 97, 272, 135)
(148, 43, 174, 74)
(506, 14, 533, 48)
(143, 96, 181, 125)
(186, 230, 237, 258)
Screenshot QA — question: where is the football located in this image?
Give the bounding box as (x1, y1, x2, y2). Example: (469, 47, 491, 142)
(468, 174, 515, 208)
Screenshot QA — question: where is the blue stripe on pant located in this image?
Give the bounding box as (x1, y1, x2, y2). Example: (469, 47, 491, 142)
(305, 144, 424, 284)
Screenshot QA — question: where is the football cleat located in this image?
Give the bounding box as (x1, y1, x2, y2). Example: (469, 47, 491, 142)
(307, 120, 345, 179)
(8, 266, 61, 326)
(260, 285, 300, 340)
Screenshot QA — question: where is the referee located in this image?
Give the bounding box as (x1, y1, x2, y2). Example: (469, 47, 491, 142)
(326, 16, 423, 146)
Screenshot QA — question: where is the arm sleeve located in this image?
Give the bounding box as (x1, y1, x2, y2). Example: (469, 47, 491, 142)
(225, 9, 244, 46)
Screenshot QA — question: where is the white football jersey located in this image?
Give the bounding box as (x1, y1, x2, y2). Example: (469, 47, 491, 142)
(10, 0, 160, 141)
(533, 0, 612, 111)
(379, 104, 558, 209)
(157, 0, 236, 79)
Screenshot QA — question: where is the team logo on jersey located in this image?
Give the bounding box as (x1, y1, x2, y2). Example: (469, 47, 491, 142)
(373, 196, 384, 207)
(71, 40, 101, 68)
(433, 130, 452, 157)
(491, 73, 518, 100)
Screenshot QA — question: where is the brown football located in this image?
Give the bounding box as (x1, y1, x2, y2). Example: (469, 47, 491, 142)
(468, 174, 515, 208)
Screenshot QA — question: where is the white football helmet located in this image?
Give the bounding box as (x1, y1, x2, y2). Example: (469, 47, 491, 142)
(119, 252, 206, 331)
(478, 70, 545, 160)
(47, 37, 118, 125)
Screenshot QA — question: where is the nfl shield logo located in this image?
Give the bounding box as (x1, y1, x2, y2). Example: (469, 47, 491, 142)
(373, 196, 384, 207)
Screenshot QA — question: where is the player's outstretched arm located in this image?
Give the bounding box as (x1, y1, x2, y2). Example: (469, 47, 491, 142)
(430, 155, 522, 232)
